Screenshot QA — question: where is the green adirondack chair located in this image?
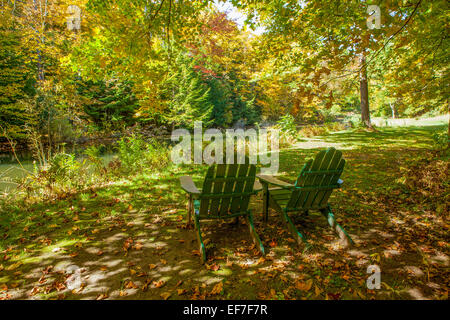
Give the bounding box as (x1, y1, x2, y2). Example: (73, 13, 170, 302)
(180, 160, 265, 263)
(257, 147, 353, 247)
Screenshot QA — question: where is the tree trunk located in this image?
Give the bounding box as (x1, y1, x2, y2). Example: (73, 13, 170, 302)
(359, 52, 372, 128)
(390, 103, 396, 119)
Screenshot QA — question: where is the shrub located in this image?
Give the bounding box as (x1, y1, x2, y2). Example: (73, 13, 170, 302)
(277, 114, 297, 136)
(116, 134, 170, 174)
(431, 131, 448, 150)
(344, 114, 363, 128)
(276, 114, 298, 145)
(325, 122, 347, 132)
(84, 145, 106, 173)
(320, 108, 337, 123)
(21, 152, 90, 199)
(298, 125, 328, 138)
(46, 153, 81, 185)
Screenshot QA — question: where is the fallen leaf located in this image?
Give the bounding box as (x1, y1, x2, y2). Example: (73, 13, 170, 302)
(160, 292, 171, 300)
(315, 285, 322, 296)
(142, 279, 152, 292)
(296, 279, 313, 291)
(96, 292, 108, 300)
(125, 281, 138, 289)
(6, 262, 22, 271)
(210, 282, 223, 295)
(207, 263, 220, 271)
(152, 280, 165, 288)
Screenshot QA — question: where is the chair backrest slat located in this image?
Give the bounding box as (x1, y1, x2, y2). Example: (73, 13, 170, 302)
(286, 148, 345, 211)
(229, 163, 250, 213)
(218, 163, 239, 216)
(199, 159, 256, 219)
(302, 148, 335, 209)
(208, 164, 227, 216)
(239, 164, 256, 212)
(316, 151, 345, 208)
(199, 166, 215, 217)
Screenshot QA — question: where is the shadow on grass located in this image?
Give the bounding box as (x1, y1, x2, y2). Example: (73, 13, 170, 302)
(0, 125, 448, 300)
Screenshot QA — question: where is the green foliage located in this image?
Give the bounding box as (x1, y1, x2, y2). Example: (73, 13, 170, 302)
(206, 77, 233, 127)
(158, 49, 213, 129)
(84, 145, 105, 172)
(116, 134, 170, 174)
(431, 130, 449, 150)
(231, 96, 260, 126)
(298, 125, 328, 138)
(320, 106, 340, 123)
(46, 153, 81, 185)
(77, 79, 139, 131)
(21, 152, 90, 199)
(277, 114, 297, 137)
(0, 26, 36, 139)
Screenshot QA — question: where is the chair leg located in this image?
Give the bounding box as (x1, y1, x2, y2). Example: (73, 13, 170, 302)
(246, 214, 265, 256)
(194, 216, 207, 263)
(280, 210, 308, 247)
(187, 195, 193, 227)
(230, 217, 239, 225)
(321, 205, 353, 246)
(262, 184, 269, 222)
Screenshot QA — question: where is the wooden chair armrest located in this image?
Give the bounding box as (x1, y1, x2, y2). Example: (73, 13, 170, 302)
(256, 174, 294, 189)
(253, 180, 263, 192)
(180, 176, 201, 195)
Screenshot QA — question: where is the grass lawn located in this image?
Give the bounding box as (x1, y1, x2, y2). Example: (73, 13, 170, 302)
(0, 124, 448, 300)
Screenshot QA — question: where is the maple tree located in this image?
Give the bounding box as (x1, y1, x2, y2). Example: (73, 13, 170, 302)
(233, 0, 448, 127)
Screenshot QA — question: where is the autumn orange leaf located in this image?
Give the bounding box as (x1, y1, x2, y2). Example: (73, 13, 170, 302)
(210, 282, 223, 295)
(296, 279, 313, 291)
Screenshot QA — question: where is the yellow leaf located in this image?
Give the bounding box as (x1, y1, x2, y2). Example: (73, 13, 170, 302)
(315, 285, 322, 296)
(125, 281, 138, 289)
(6, 262, 22, 271)
(96, 293, 108, 300)
(119, 290, 127, 296)
(160, 292, 171, 300)
(210, 282, 223, 295)
(296, 279, 313, 291)
(152, 280, 165, 288)
(357, 290, 366, 299)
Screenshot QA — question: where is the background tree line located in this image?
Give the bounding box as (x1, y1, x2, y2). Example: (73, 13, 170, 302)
(0, 0, 448, 145)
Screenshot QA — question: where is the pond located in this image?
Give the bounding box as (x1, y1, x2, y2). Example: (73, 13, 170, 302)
(0, 148, 117, 193)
